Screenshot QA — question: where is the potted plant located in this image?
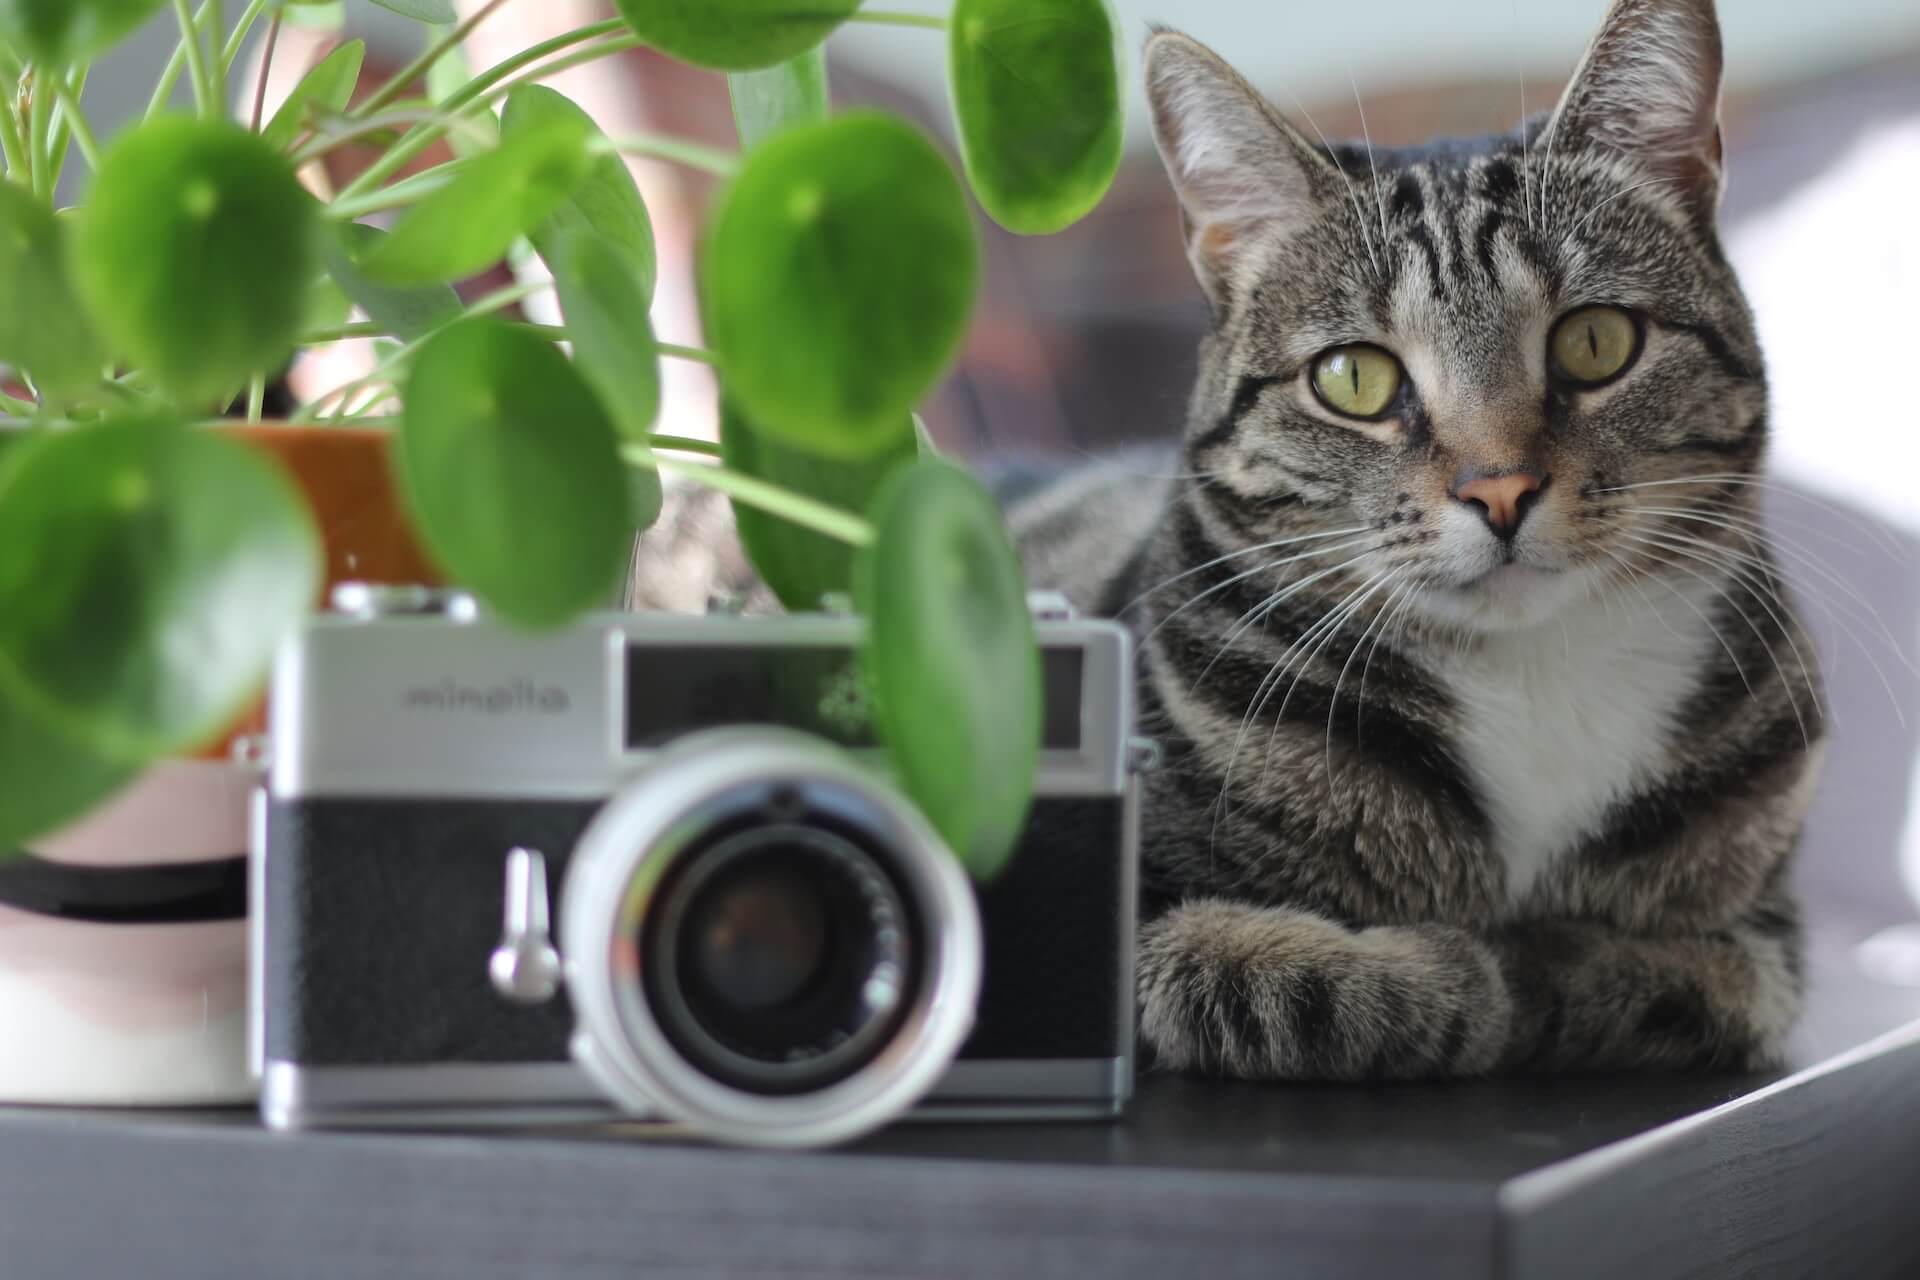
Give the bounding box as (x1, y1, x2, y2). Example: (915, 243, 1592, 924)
(0, 0, 1124, 1102)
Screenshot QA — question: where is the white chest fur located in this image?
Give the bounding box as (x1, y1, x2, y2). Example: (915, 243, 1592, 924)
(1438, 587, 1712, 904)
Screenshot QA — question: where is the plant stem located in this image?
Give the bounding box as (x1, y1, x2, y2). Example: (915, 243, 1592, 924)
(657, 342, 718, 367)
(301, 320, 720, 371)
(597, 134, 738, 177)
(220, 0, 270, 73)
(645, 451, 876, 547)
(322, 162, 463, 219)
(145, 1, 211, 120)
(0, 82, 27, 180)
(46, 74, 99, 175)
(334, 31, 641, 204)
(353, 0, 510, 121)
(646, 433, 723, 458)
(173, 0, 214, 119)
(209, 0, 225, 109)
(294, 280, 549, 420)
(245, 373, 265, 423)
(249, 9, 281, 131)
(27, 69, 52, 200)
(44, 63, 89, 191)
(292, 106, 490, 165)
(446, 18, 627, 109)
(849, 10, 948, 29)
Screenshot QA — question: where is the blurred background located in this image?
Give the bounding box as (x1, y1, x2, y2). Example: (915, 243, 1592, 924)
(73, 0, 1920, 1033)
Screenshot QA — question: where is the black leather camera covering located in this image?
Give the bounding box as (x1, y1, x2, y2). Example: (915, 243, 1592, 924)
(264, 796, 1128, 1067)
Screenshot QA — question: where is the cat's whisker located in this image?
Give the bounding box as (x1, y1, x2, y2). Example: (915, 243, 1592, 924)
(1593, 542, 1690, 645)
(1356, 577, 1424, 747)
(1634, 500, 1882, 573)
(1210, 563, 1389, 840)
(1326, 570, 1411, 780)
(1189, 545, 1386, 693)
(1345, 62, 1391, 250)
(1612, 535, 1772, 698)
(1261, 568, 1398, 790)
(1594, 474, 1911, 561)
(1637, 505, 1920, 679)
(1628, 527, 1906, 733)
(1633, 520, 1917, 688)
(1277, 87, 1386, 282)
(1144, 535, 1380, 645)
(1122, 525, 1373, 616)
(1605, 538, 1800, 743)
(1511, 0, 1537, 237)
(1616, 531, 1823, 741)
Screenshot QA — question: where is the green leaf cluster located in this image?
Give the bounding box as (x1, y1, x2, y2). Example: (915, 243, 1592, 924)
(0, 0, 1127, 878)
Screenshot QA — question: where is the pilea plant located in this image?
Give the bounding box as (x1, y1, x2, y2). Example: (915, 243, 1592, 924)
(0, 0, 1123, 879)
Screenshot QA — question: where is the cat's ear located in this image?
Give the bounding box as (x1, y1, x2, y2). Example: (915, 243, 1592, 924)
(1144, 29, 1342, 308)
(1545, 0, 1725, 219)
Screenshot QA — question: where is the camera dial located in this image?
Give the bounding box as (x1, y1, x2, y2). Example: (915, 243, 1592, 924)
(561, 728, 981, 1148)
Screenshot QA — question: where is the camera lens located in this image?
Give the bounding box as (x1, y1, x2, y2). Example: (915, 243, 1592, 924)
(561, 728, 981, 1147)
(685, 859, 829, 1013)
(643, 822, 916, 1095)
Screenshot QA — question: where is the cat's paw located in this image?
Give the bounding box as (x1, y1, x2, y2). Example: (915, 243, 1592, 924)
(1135, 900, 1349, 1078)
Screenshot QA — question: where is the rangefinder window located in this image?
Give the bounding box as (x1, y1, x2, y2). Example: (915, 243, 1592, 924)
(624, 644, 1086, 751)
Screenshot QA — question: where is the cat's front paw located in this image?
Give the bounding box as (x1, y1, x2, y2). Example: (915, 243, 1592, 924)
(1136, 900, 1350, 1078)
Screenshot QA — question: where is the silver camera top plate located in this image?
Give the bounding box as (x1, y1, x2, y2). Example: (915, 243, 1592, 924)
(269, 609, 1134, 802)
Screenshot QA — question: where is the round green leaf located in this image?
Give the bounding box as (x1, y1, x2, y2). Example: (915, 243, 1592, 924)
(320, 223, 462, 342)
(261, 38, 365, 151)
(722, 394, 914, 613)
(396, 319, 629, 627)
(0, 690, 135, 853)
(857, 459, 1039, 880)
(73, 118, 316, 407)
(550, 229, 660, 441)
(501, 85, 656, 303)
(362, 115, 592, 286)
(949, 0, 1124, 235)
(611, 0, 860, 71)
(0, 416, 322, 760)
(728, 47, 829, 150)
(703, 113, 976, 457)
(0, 0, 166, 66)
(0, 181, 102, 401)
(627, 461, 663, 535)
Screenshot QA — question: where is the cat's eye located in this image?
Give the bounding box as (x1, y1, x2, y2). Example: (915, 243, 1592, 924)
(1550, 306, 1641, 386)
(1310, 344, 1402, 419)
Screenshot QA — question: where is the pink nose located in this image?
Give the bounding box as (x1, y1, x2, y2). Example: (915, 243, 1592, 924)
(1452, 470, 1545, 539)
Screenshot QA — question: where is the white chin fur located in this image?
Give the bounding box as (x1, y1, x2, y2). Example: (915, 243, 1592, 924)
(1413, 564, 1594, 632)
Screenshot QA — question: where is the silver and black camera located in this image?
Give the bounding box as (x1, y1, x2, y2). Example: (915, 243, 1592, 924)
(252, 586, 1141, 1147)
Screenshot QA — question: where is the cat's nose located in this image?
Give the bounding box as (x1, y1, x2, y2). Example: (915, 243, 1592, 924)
(1450, 469, 1547, 540)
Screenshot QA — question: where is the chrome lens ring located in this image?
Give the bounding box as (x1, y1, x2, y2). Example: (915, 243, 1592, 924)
(561, 727, 981, 1148)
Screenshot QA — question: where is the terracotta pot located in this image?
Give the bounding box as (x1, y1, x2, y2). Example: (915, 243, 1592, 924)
(206, 424, 440, 755)
(0, 424, 434, 1104)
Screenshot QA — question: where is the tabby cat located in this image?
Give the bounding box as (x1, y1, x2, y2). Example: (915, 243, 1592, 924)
(1009, 0, 1824, 1077)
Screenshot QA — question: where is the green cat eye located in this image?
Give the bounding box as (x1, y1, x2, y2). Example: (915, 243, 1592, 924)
(1551, 305, 1640, 385)
(1310, 344, 1402, 419)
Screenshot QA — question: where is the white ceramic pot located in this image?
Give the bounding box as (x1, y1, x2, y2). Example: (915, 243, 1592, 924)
(0, 759, 254, 1105)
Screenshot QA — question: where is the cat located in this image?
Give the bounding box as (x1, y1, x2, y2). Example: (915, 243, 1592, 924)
(1006, 0, 1825, 1077)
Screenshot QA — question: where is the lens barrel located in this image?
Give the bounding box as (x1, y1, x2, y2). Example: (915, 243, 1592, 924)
(561, 729, 981, 1148)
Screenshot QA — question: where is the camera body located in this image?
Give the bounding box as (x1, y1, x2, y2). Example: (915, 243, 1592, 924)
(253, 588, 1140, 1144)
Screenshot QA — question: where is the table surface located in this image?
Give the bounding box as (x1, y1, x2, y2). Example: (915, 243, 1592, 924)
(1, 905, 1917, 1280)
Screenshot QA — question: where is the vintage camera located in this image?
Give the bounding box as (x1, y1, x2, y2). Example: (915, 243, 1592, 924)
(252, 585, 1142, 1147)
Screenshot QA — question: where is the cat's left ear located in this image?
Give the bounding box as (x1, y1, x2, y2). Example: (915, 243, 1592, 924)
(1545, 0, 1725, 220)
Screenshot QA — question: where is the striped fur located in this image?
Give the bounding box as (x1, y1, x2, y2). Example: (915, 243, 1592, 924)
(1009, 0, 1824, 1078)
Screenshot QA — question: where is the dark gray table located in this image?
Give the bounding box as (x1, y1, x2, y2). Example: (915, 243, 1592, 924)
(1, 910, 1916, 1280)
